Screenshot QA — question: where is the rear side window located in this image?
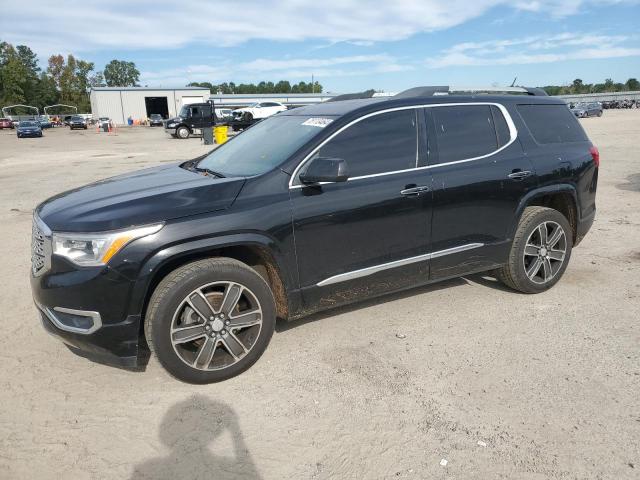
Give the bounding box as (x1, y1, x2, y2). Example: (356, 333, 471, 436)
(432, 105, 499, 163)
(517, 104, 588, 144)
(316, 109, 417, 177)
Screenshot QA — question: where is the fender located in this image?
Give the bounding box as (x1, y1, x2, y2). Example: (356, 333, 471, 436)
(125, 232, 300, 320)
(509, 183, 579, 240)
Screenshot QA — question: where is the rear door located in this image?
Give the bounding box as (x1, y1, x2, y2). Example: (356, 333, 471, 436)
(426, 103, 537, 279)
(290, 108, 433, 308)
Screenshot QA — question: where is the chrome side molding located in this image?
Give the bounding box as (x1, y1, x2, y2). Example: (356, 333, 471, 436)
(317, 243, 484, 286)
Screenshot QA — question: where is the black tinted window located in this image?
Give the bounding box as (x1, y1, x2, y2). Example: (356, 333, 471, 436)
(317, 109, 417, 177)
(491, 106, 511, 147)
(432, 105, 498, 163)
(517, 104, 588, 144)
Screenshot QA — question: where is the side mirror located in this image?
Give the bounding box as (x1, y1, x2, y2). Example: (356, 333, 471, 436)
(299, 157, 350, 184)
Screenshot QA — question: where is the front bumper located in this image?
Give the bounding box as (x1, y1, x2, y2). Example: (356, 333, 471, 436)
(31, 257, 143, 366)
(18, 131, 42, 137)
(36, 303, 141, 367)
(164, 126, 177, 135)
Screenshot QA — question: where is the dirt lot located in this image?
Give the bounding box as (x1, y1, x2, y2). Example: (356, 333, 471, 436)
(0, 113, 638, 479)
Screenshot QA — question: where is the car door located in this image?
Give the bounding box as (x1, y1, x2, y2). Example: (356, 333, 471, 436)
(289, 108, 434, 309)
(426, 103, 537, 279)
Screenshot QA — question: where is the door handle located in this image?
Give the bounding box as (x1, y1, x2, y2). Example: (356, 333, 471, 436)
(400, 185, 430, 196)
(507, 170, 532, 180)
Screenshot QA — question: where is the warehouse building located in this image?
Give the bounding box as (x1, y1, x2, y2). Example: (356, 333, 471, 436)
(89, 87, 211, 125)
(209, 92, 335, 107)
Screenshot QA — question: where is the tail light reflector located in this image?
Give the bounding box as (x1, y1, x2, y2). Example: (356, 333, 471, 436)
(590, 146, 600, 168)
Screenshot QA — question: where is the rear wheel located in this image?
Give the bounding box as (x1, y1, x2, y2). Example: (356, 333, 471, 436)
(145, 258, 276, 383)
(496, 206, 572, 293)
(176, 126, 190, 139)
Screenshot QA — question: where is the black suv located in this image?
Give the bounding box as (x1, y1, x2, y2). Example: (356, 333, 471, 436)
(30, 86, 599, 383)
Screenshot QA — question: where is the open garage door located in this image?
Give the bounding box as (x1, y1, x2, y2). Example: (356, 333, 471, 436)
(145, 97, 169, 119)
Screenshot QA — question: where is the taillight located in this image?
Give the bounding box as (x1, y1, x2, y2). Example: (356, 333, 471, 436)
(590, 146, 600, 168)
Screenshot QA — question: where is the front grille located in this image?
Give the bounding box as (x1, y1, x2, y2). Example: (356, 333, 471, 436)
(31, 216, 50, 276)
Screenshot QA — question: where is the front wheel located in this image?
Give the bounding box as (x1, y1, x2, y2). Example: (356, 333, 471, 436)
(496, 206, 573, 293)
(176, 126, 190, 139)
(145, 258, 276, 383)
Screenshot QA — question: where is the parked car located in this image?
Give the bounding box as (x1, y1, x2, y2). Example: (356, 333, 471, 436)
(232, 102, 287, 123)
(38, 115, 52, 129)
(570, 102, 602, 118)
(149, 114, 164, 127)
(30, 87, 598, 383)
(0, 118, 13, 129)
(165, 102, 216, 139)
(16, 120, 43, 138)
(215, 108, 233, 122)
(69, 115, 88, 130)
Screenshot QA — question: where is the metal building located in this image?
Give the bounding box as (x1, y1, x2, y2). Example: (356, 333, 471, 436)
(209, 92, 335, 108)
(89, 87, 210, 125)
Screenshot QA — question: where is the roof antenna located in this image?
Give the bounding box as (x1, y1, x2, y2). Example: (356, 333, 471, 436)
(510, 76, 518, 87)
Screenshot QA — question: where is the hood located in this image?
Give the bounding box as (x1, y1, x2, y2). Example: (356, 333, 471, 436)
(37, 164, 246, 232)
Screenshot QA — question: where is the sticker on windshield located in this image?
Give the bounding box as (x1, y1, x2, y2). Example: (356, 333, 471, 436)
(302, 117, 333, 128)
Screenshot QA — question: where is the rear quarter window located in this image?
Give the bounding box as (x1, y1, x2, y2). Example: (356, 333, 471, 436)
(517, 104, 588, 144)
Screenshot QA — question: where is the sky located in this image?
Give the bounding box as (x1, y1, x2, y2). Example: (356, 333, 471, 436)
(1, 0, 639, 93)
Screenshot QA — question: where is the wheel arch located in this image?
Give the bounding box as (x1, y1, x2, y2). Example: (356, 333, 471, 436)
(131, 236, 292, 334)
(513, 184, 579, 243)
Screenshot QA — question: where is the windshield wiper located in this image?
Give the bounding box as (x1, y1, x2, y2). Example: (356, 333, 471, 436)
(194, 166, 226, 178)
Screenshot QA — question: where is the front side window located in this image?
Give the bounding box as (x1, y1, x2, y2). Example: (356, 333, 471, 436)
(432, 105, 500, 163)
(197, 115, 332, 177)
(313, 109, 417, 178)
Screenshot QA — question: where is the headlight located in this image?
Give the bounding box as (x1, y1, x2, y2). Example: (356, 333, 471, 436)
(52, 224, 163, 266)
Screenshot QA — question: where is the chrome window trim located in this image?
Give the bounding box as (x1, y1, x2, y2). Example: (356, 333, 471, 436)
(37, 303, 103, 335)
(316, 243, 484, 287)
(289, 102, 517, 189)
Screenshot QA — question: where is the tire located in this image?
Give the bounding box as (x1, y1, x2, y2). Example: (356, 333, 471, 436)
(145, 258, 276, 383)
(243, 112, 253, 122)
(176, 126, 190, 139)
(597, 111, 602, 117)
(496, 206, 573, 293)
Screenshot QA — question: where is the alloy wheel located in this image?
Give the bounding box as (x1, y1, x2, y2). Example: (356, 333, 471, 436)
(170, 281, 263, 371)
(523, 221, 567, 284)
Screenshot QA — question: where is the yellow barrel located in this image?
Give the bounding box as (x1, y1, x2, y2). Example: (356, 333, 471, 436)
(214, 125, 228, 144)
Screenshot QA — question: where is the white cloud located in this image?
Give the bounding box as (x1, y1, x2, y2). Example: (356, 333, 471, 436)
(2, 0, 638, 55)
(139, 55, 413, 86)
(427, 33, 640, 67)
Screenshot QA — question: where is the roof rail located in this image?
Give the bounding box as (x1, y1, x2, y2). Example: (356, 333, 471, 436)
(395, 85, 548, 97)
(326, 90, 376, 102)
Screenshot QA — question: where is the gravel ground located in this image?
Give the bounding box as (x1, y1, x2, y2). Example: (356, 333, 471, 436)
(0, 112, 638, 479)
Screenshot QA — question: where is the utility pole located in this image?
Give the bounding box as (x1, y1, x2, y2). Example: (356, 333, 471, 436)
(312, 74, 314, 93)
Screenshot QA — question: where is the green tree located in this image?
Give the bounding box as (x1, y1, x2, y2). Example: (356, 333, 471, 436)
(33, 71, 59, 108)
(0, 43, 27, 105)
(104, 59, 140, 87)
(625, 78, 639, 90)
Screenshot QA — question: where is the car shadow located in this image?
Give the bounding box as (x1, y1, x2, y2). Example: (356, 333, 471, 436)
(276, 271, 517, 332)
(130, 395, 262, 480)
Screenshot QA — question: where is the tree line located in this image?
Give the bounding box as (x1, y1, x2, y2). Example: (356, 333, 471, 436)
(187, 80, 323, 94)
(543, 78, 639, 96)
(0, 40, 140, 113)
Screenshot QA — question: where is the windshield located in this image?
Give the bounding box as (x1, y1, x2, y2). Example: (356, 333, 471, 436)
(151, 114, 162, 118)
(71, 116, 82, 121)
(178, 106, 189, 117)
(196, 115, 334, 177)
(21, 121, 37, 127)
